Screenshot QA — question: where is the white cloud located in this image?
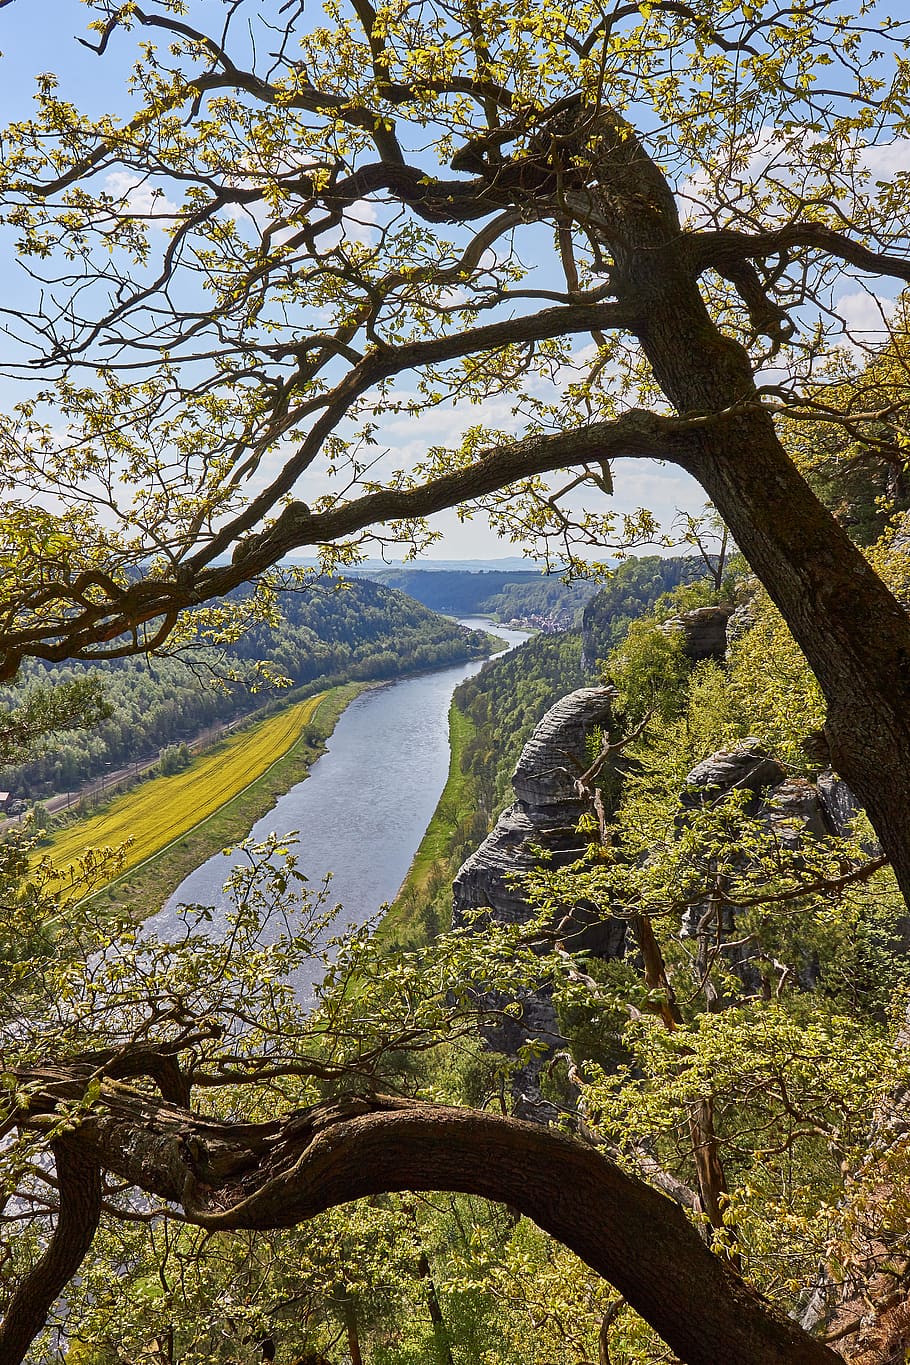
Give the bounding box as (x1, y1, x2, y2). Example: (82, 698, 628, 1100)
(104, 171, 179, 225)
(834, 288, 897, 355)
(340, 199, 379, 248)
(859, 139, 910, 178)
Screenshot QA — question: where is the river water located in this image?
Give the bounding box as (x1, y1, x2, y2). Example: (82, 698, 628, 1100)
(143, 619, 529, 998)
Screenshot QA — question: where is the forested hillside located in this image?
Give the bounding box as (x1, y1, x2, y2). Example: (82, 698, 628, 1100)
(366, 567, 599, 624)
(384, 524, 910, 1364)
(456, 556, 709, 814)
(581, 555, 710, 666)
(0, 579, 489, 802)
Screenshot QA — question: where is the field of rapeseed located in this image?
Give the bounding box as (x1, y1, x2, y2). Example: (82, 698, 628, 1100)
(41, 693, 326, 893)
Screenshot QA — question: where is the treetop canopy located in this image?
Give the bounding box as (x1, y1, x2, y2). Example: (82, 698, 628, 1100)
(0, 0, 908, 675)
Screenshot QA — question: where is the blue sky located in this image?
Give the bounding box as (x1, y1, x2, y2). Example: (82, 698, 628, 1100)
(0, 1, 750, 563)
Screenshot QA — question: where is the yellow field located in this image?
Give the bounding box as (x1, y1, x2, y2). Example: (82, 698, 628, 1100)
(41, 693, 326, 891)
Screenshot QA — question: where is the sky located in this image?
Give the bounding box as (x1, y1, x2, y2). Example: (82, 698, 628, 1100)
(0, 0, 898, 566)
(0, 0, 718, 564)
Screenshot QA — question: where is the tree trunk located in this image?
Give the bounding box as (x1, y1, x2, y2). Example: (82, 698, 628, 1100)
(687, 415, 910, 911)
(0, 1141, 101, 1365)
(27, 1084, 844, 1365)
(416, 1248, 455, 1365)
(595, 129, 910, 909)
(632, 915, 736, 1254)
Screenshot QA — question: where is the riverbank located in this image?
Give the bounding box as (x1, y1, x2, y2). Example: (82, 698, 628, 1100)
(376, 620, 531, 952)
(42, 684, 362, 920)
(102, 620, 526, 967)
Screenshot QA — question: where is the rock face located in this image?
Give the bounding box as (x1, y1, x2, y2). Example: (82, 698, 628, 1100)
(681, 738, 785, 811)
(661, 604, 735, 661)
(763, 777, 830, 843)
(453, 687, 882, 1119)
(816, 770, 865, 839)
(453, 686, 622, 954)
(452, 686, 626, 1119)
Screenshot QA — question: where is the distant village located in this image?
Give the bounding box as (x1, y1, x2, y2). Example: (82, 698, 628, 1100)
(503, 612, 571, 633)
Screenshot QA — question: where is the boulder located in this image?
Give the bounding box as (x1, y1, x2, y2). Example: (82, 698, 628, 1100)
(681, 738, 786, 810)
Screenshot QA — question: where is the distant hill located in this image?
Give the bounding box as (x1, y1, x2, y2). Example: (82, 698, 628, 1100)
(581, 556, 708, 667)
(363, 567, 600, 624)
(1, 578, 491, 803)
(287, 556, 561, 574)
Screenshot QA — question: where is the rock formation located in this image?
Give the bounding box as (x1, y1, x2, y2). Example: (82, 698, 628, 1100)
(453, 694, 879, 1118)
(452, 686, 625, 1119)
(681, 737, 785, 811)
(453, 685, 624, 952)
(661, 603, 735, 661)
(679, 740, 879, 996)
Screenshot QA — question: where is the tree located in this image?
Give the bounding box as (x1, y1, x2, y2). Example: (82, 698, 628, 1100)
(1, 0, 908, 895)
(672, 505, 731, 594)
(2, 0, 910, 1360)
(0, 836, 846, 1365)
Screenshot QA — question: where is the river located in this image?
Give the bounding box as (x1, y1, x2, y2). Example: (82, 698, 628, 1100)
(143, 619, 529, 998)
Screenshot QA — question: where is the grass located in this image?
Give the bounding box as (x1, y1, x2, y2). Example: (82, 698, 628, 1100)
(40, 686, 361, 914)
(375, 699, 481, 951)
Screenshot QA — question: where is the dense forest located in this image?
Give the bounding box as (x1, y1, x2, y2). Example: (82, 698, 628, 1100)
(365, 567, 600, 624)
(580, 554, 713, 666)
(0, 579, 490, 802)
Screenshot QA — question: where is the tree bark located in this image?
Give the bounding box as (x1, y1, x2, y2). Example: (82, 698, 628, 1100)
(685, 418, 910, 911)
(0, 1140, 101, 1365)
(9, 1081, 844, 1365)
(416, 1247, 455, 1365)
(589, 122, 910, 909)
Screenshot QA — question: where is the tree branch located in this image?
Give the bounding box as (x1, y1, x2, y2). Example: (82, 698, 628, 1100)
(221, 408, 693, 579)
(0, 402, 693, 677)
(693, 224, 910, 286)
(0, 1140, 101, 1365)
(10, 1084, 843, 1365)
(723, 854, 889, 909)
(194, 297, 640, 566)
